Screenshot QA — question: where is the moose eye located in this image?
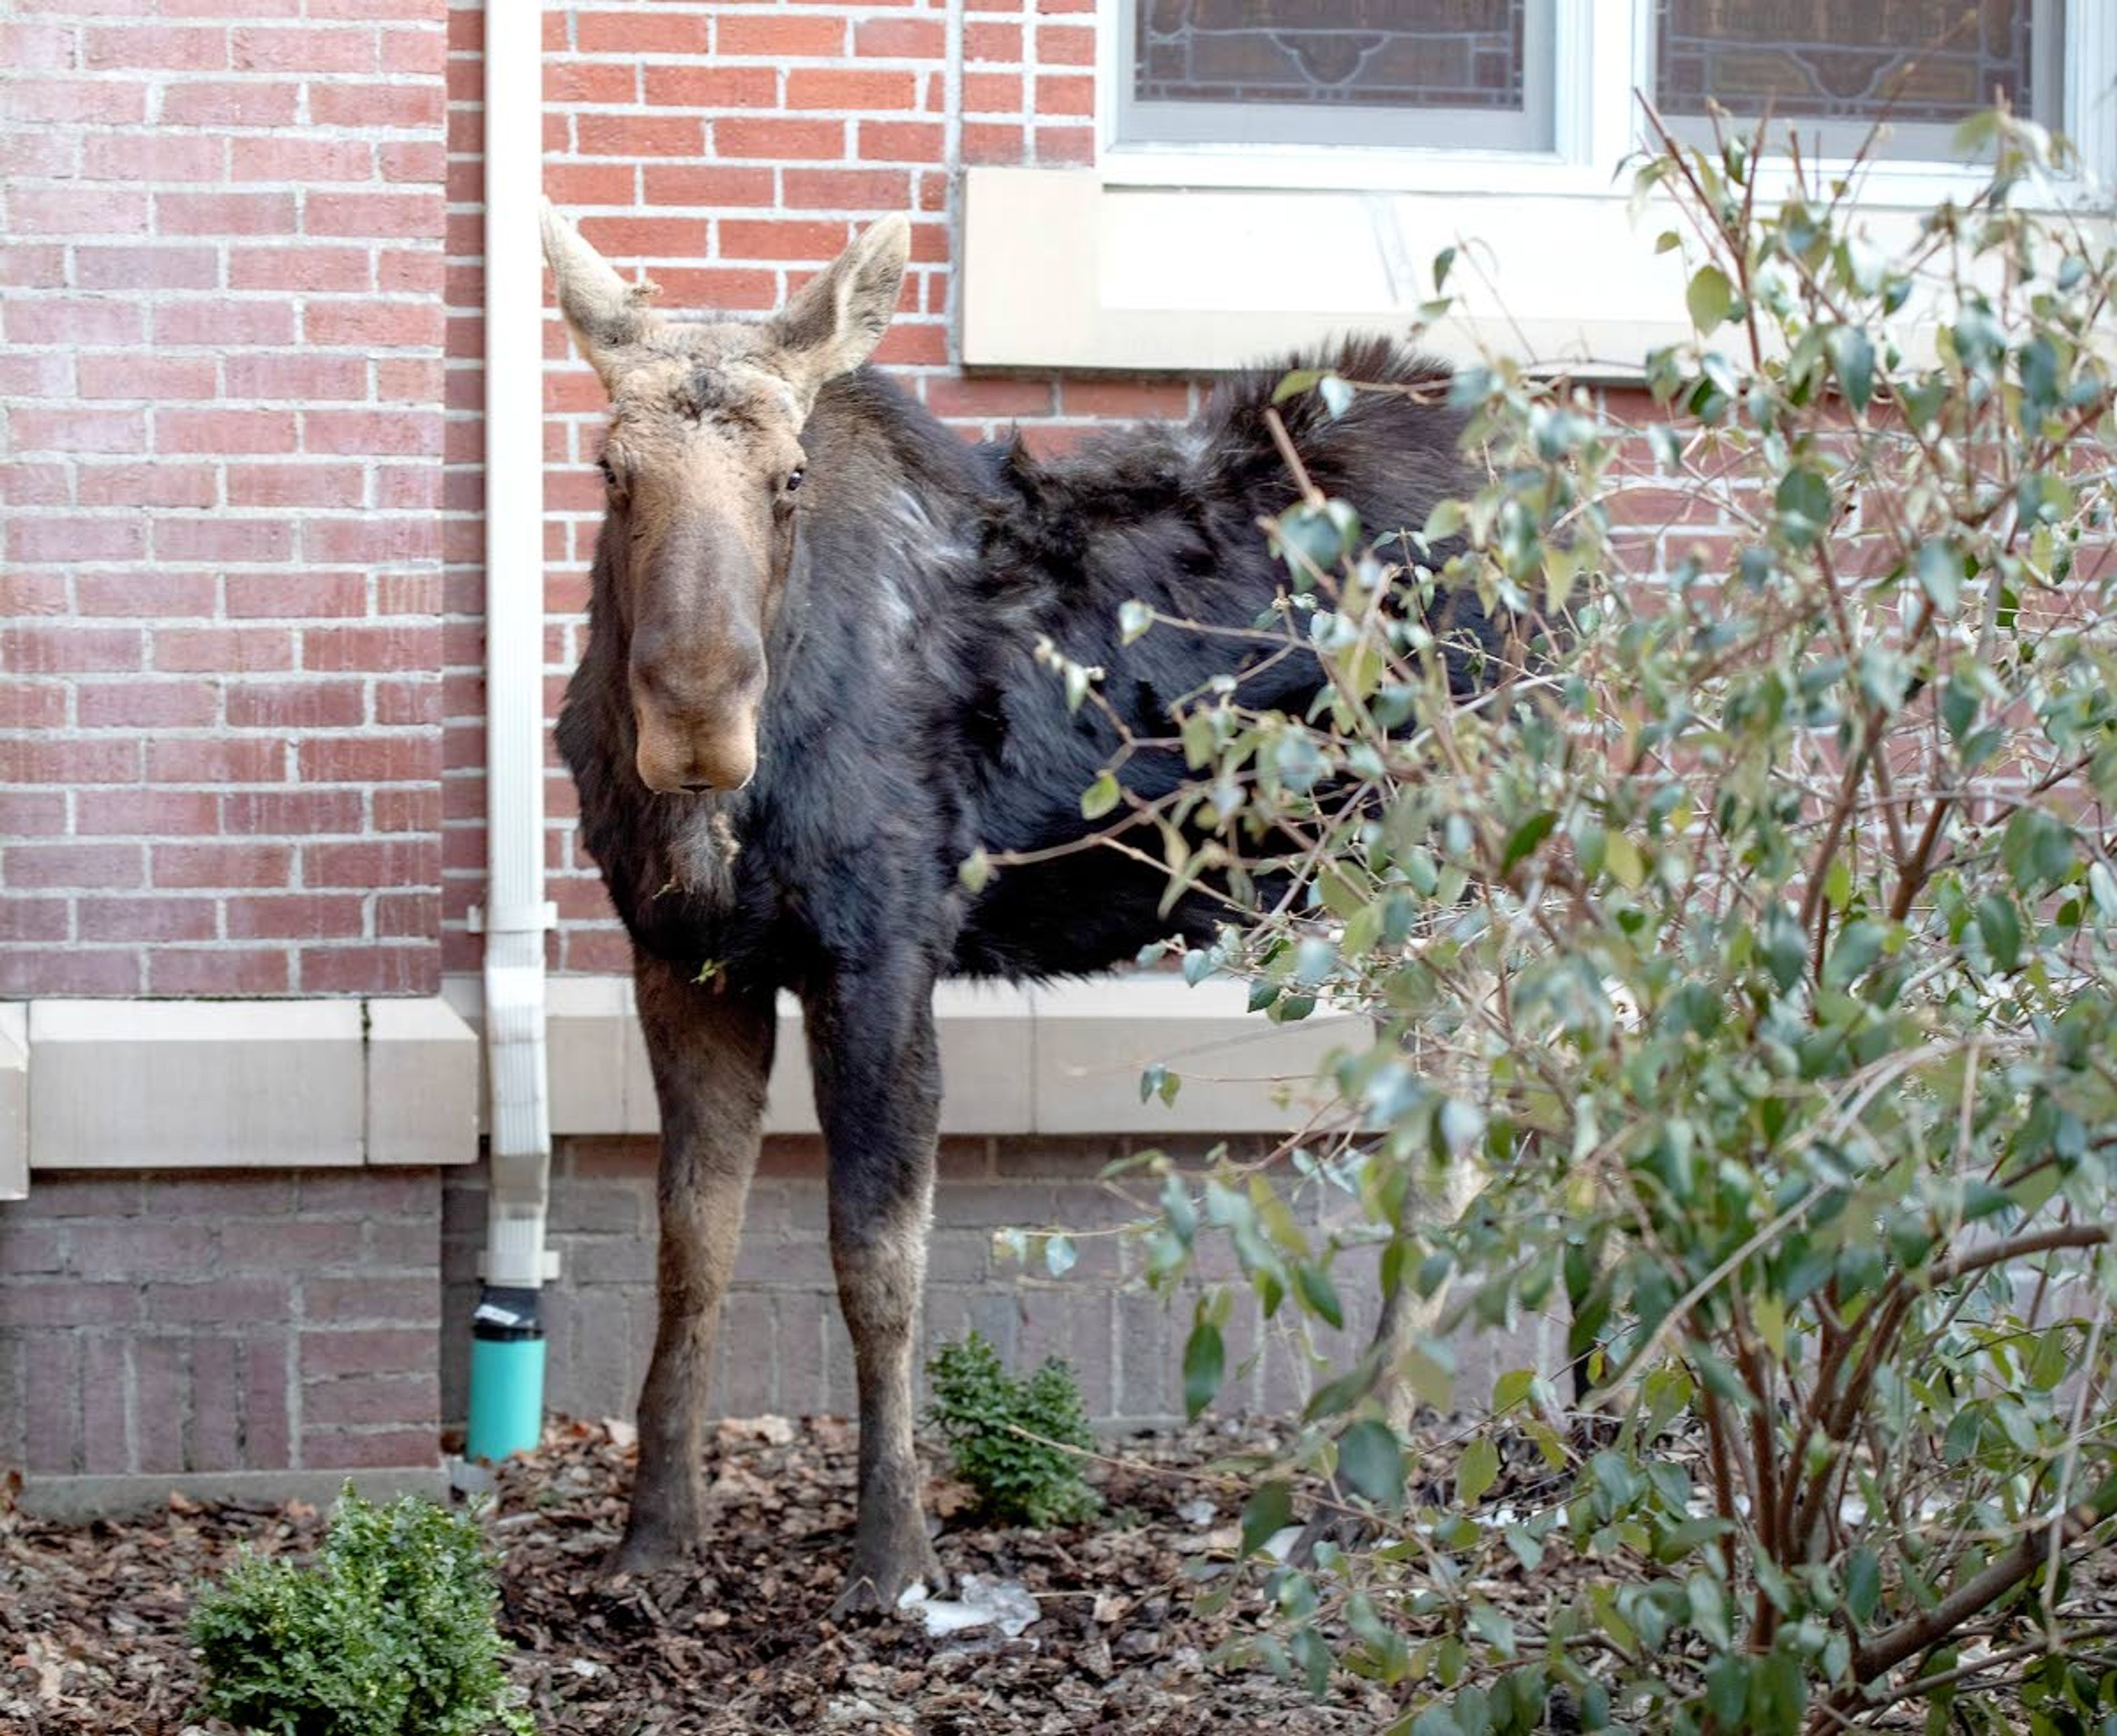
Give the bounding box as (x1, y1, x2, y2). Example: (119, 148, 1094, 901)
(597, 455, 619, 488)
(784, 467, 804, 495)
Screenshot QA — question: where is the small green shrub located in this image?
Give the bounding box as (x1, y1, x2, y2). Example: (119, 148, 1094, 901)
(926, 1331, 1099, 1526)
(190, 1488, 532, 1736)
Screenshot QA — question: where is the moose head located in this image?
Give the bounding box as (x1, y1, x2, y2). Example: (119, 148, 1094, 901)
(541, 203, 911, 796)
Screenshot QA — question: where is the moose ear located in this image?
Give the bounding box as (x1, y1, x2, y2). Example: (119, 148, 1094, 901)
(540, 198, 658, 389)
(769, 214, 911, 393)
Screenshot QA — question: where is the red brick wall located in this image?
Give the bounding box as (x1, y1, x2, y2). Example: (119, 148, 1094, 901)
(1, 0, 450, 998)
(0, 1169, 443, 1481)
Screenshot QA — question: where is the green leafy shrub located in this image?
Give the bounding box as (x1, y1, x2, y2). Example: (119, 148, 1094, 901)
(926, 1331, 1100, 1525)
(191, 1488, 532, 1736)
(1019, 105, 2117, 1732)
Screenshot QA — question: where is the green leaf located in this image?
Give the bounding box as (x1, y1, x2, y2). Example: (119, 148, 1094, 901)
(1917, 540, 1963, 615)
(1456, 1436, 1501, 1507)
(1829, 325, 1875, 411)
(1688, 265, 1734, 333)
(1043, 1234, 1077, 1278)
(958, 848, 993, 893)
(1271, 368, 1324, 404)
(1240, 1479, 1294, 1555)
(1183, 1315, 1224, 1420)
(1117, 599, 1153, 644)
(1775, 467, 1833, 545)
(1081, 770, 1121, 820)
(1503, 811, 1557, 872)
(1844, 1547, 1882, 1625)
(1293, 1261, 1344, 1329)
(1338, 1419, 1406, 1509)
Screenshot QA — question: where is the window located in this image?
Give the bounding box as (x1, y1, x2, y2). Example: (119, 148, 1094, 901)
(1119, 0, 1556, 153)
(1653, 0, 2067, 161)
(963, 2, 2113, 370)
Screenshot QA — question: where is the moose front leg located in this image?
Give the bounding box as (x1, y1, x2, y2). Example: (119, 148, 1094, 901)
(614, 955, 776, 1574)
(805, 965, 945, 1615)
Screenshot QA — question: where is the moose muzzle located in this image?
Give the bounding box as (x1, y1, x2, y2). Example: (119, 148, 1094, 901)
(629, 633, 765, 796)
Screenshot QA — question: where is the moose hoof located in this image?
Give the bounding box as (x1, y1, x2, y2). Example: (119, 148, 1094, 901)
(830, 1536, 945, 1620)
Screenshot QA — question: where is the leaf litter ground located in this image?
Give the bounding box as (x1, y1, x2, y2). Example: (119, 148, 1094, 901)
(0, 1414, 1496, 1735)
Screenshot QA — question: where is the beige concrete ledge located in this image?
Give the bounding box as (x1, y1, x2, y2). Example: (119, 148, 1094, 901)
(9, 996, 480, 1175)
(0, 1006, 25, 1202)
(442, 971, 1356, 1140)
(17, 1466, 448, 1522)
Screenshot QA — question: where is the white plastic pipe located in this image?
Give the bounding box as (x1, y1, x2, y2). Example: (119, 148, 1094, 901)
(479, 0, 554, 1296)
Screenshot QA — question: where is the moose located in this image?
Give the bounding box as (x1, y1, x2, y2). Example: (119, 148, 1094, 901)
(540, 203, 1501, 1613)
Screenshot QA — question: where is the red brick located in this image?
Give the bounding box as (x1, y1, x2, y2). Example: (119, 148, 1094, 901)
(0, 792, 67, 836)
(154, 518, 295, 562)
(0, 898, 70, 943)
(0, 953, 141, 997)
(375, 359, 444, 407)
(1061, 378, 1194, 417)
(77, 353, 219, 401)
(78, 680, 218, 728)
(719, 14, 845, 55)
(158, 407, 296, 456)
(156, 299, 296, 345)
(229, 24, 377, 71)
(7, 298, 144, 346)
(310, 79, 441, 127)
(373, 676, 439, 726)
(299, 1328, 433, 1378)
(229, 244, 372, 291)
(146, 738, 289, 782)
(157, 80, 298, 126)
(224, 679, 364, 729)
(83, 22, 228, 68)
(13, 407, 146, 454)
(230, 135, 374, 181)
(0, 625, 141, 673)
(224, 462, 364, 508)
(153, 842, 293, 889)
(546, 58, 637, 104)
(643, 63, 777, 108)
(572, 214, 709, 261)
(1036, 22, 1094, 63)
(302, 409, 443, 456)
(859, 119, 947, 162)
(855, 17, 945, 57)
(927, 375, 1056, 418)
(222, 789, 363, 833)
(874, 321, 948, 365)
(78, 463, 218, 509)
(301, 1427, 438, 1470)
(308, 191, 444, 239)
(964, 122, 1028, 164)
(372, 786, 440, 833)
(374, 888, 439, 936)
(0, 739, 139, 783)
(783, 168, 912, 211)
(300, 621, 438, 671)
(542, 161, 637, 207)
(304, 299, 441, 348)
(157, 1279, 289, 1326)
(721, 219, 850, 261)
(0, 685, 68, 730)
(9, 517, 147, 563)
(297, 736, 434, 783)
(305, 839, 433, 888)
(78, 135, 218, 182)
(301, 1374, 436, 1427)
(1034, 125, 1094, 164)
(78, 789, 217, 835)
(966, 22, 1022, 60)
(965, 71, 1023, 112)
(714, 116, 844, 160)
(7, 80, 147, 125)
(150, 949, 292, 994)
(4, 843, 143, 890)
(573, 112, 705, 158)
(574, 7, 707, 52)
(640, 165, 776, 207)
(301, 944, 435, 994)
(787, 68, 917, 110)
(224, 893, 363, 940)
(77, 897, 218, 943)
(0, 460, 71, 506)
(379, 139, 444, 184)
(154, 626, 294, 673)
(155, 190, 296, 236)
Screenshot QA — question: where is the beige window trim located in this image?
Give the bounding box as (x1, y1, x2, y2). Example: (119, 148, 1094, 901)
(0, 1006, 25, 1201)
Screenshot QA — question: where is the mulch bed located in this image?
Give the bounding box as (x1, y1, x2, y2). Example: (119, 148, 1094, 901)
(0, 1415, 1444, 1735)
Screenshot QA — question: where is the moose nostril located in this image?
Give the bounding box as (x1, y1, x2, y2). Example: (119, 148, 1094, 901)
(680, 780, 713, 796)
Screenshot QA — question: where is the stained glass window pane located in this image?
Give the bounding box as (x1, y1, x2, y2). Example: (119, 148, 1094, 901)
(1655, 1, 2061, 155)
(1120, 0, 1555, 152)
(1136, 0, 1526, 112)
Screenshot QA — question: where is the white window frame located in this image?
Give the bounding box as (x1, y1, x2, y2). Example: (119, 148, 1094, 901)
(963, 1, 2116, 374)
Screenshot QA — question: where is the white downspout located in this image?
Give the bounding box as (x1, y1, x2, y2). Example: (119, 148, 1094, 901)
(467, 0, 556, 1460)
